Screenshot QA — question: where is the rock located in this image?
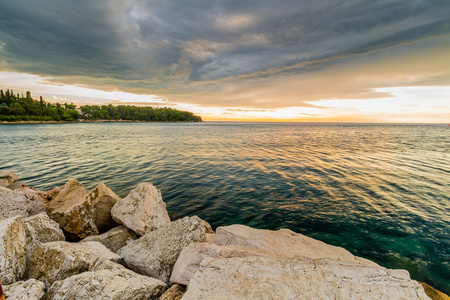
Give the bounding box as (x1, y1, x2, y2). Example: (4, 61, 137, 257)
(89, 257, 128, 272)
(0, 216, 26, 284)
(111, 183, 170, 235)
(80, 225, 137, 253)
(0, 187, 47, 221)
(420, 282, 450, 300)
(170, 243, 271, 285)
(26, 241, 122, 287)
(46, 185, 63, 201)
(0, 170, 19, 187)
(6, 182, 29, 190)
(159, 284, 186, 300)
(117, 216, 208, 283)
(48, 181, 121, 238)
(42, 268, 166, 300)
(3, 279, 45, 300)
(215, 224, 378, 266)
(85, 183, 121, 233)
(47, 179, 94, 238)
(183, 256, 431, 300)
(23, 213, 65, 263)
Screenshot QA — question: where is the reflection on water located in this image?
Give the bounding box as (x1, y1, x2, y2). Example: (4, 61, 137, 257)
(1, 122, 449, 293)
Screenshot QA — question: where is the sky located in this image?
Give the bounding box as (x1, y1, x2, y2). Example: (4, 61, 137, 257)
(0, 0, 449, 122)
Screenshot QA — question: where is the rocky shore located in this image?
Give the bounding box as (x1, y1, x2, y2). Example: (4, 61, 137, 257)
(0, 170, 448, 299)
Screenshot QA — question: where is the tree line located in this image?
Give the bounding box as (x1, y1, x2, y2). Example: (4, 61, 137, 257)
(0, 89, 202, 122)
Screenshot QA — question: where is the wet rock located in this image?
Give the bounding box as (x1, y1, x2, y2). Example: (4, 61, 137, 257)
(26, 241, 121, 287)
(117, 216, 208, 283)
(170, 243, 271, 285)
(80, 225, 137, 253)
(42, 268, 166, 300)
(0, 187, 47, 221)
(159, 284, 186, 300)
(3, 279, 45, 300)
(0, 216, 26, 285)
(215, 224, 378, 266)
(0, 170, 19, 187)
(23, 213, 65, 263)
(111, 183, 170, 235)
(183, 256, 431, 300)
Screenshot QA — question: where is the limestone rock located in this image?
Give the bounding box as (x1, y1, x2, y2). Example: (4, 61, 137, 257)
(80, 225, 137, 252)
(46, 185, 63, 201)
(117, 216, 208, 283)
(159, 284, 186, 300)
(26, 241, 121, 287)
(111, 183, 170, 235)
(23, 213, 65, 263)
(84, 183, 121, 233)
(183, 256, 431, 300)
(0, 170, 19, 187)
(3, 279, 45, 300)
(215, 224, 378, 266)
(0, 216, 26, 284)
(48, 179, 94, 238)
(42, 268, 166, 300)
(0, 187, 47, 221)
(170, 243, 271, 285)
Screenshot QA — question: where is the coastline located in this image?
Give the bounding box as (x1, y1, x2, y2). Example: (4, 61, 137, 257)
(1, 171, 448, 299)
(0, 119, 202, 125)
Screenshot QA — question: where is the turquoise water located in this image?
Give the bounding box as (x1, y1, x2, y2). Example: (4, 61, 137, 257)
(1, 122, 449, 293)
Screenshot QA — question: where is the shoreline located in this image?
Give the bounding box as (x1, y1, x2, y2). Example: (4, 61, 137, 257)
(0, 119, 202, 125)
(1, 171, 448, 299)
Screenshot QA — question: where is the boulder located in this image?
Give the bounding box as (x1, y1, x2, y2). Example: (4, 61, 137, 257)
(215, 224, 378, 266)
(159, 284, 186, 300)
(23, 213, 65, 263)
(3, 279, 46, 300)
(26, 241, 121, 287)
(85, 183, 121, 233)
(0, 187, 47, 221)
(48, 181, 121, 238)
(0, 170, 19, 187)
(117, 216, 208, 283)
(170, 243, 271, 285)
(48, 179, 94, 238)
(0, 216, 26, 284)
(80, 225, 137, 253)
(46, 185, 63, 201)
(42, 268, 166, 300)
(111, 183, 170, 235)
(183, 256, 431, 300)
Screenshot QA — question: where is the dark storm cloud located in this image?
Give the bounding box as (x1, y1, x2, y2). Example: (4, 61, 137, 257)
(0, 0, 449, 93)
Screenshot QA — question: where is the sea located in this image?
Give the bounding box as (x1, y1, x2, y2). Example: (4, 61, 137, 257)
(1, 122, 449, 293)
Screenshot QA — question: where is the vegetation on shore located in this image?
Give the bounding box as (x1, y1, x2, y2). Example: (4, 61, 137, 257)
(0, 89, 202, 122)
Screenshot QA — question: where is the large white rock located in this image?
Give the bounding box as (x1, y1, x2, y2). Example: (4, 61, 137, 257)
(170, 243, 271, 285)
(23, 213, 65, 263)
(111, 183, 170, 235)
(80, 225, 137, 253)
(183, 256, 431, 300)
(0, 216, 26, 284)
(3, 279, 46, 300)
(0, 187, 47, 221)
(42, 268, 166, 300)
(215, 224, 378, 266)
(0, 170, 19, 187)
(117, 216, 208, 283)
(26, 240, 121, 287)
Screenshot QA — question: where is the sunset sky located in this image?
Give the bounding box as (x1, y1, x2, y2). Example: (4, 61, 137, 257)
(0, 0, 449, 122)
